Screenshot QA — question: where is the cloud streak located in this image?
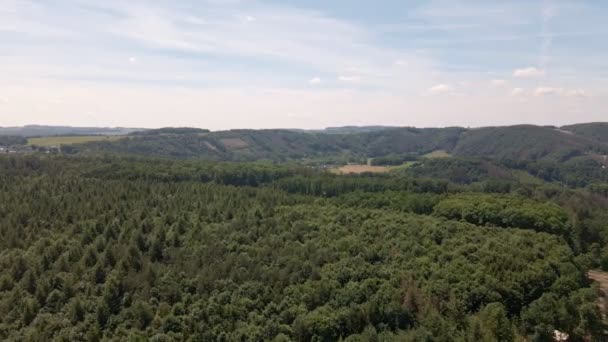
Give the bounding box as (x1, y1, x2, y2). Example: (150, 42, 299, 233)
(513, 67, 545, 78)
(0, 0, 605, 128)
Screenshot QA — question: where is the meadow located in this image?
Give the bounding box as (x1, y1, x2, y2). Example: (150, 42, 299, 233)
(28, 135, 126, 147)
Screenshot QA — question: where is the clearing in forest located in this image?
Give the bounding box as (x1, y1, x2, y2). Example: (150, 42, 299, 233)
(331, 164, 390, 174)
(220, 138, 249, 150)
(28, 135, 125, 147)
(421, 150, 451, 158)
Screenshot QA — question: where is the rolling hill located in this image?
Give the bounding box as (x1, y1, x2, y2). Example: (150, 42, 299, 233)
(451, 125, 608, 161)
(561, 122, 608, 144)
(67, 127, 465, 162)
(0, 125, 145, 137)
(64, 123, 608, 165)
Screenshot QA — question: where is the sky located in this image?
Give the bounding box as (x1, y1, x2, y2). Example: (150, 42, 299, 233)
(0, 0, 607, 130)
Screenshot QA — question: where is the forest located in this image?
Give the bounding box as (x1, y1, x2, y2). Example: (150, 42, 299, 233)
(1, 154, 608, 341)
(60, 123, 608, 165)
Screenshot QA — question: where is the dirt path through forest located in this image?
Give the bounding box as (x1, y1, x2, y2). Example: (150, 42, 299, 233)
(588, 270, 608, 320)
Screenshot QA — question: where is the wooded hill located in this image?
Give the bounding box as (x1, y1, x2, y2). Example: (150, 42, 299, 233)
(62, 123, 608, 163)
(0, 125, 143, 137)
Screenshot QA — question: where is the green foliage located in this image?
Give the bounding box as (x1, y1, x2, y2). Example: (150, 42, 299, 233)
(433, 193, 570, 235)
(507, 158, 608, 187)
(452, 125, 608, 162)
(401, 158, 513, 184)
(468, 303, 513, 342)
(68, 127, 465, 161)
(56, 124, 608, 171)
(0, 155, 605, 340)
(561, 122, 608, 144)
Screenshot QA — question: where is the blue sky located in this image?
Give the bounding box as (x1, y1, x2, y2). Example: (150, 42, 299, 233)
(0, 0, 606, 129)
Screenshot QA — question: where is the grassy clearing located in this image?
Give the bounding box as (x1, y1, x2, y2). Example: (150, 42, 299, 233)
(390, 161, 418, 171)
(421, 150, 451, 159)
(330, 164, 390, 174)
(28, 135, 125, 147)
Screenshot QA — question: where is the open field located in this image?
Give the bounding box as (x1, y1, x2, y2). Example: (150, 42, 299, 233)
(390, 161, 418, 170)
(331, 164, 390, 174)
(421, 150, 451, 158)
(28, 135, 126, 147)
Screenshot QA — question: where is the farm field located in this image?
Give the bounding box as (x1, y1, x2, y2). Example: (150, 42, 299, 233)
(28, 135, 126, 147)
(331, 164, 390, 174)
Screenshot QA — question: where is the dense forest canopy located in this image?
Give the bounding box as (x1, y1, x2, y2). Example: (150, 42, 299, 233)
(561, 123, 608, 144)
(1, 123, 608, 341)
(1, 154, 608, 341)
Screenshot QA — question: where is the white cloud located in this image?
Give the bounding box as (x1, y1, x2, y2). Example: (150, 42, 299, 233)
(428, 84, 453, 94)
(534, 87, 561, 96)
(338, 75, 361, 82)
(1, 78, 606, 130)
(0, 0, 606, 129)
(491, 79, 507, 86)
(513, 67, 545, 78)
(510, 88, 525, 96)
(565, 89, 588, 97)
(533, 87, 589, 97)
(129, 57, 137, 64)
(309, 77, 321, 84)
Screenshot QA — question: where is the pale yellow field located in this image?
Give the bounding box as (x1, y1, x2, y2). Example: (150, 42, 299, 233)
(421, 150, 451, 158)
(28, 135, 125, 147)
(331, 164, 390, 174)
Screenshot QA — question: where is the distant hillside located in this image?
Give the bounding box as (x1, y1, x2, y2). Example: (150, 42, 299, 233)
(561, 122, 608, 143)
(0, 135, 27, 146)
(352, 127, 464, 157)
(130, 127, 210, 136)
(451, 125, 608, 161)
(69, 127, 464, 161)
(74, 129, 352, 161)
(57, 123, 608, 166)
(0, 125, 145, 137)
(321, 126, 399, 134)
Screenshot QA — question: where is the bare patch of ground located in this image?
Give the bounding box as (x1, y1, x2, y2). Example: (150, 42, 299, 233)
(331, 165, 390, 174)
(587, 153, 608, 167)
(220, 138, 249, 150)
(588, 270, 608, 320)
